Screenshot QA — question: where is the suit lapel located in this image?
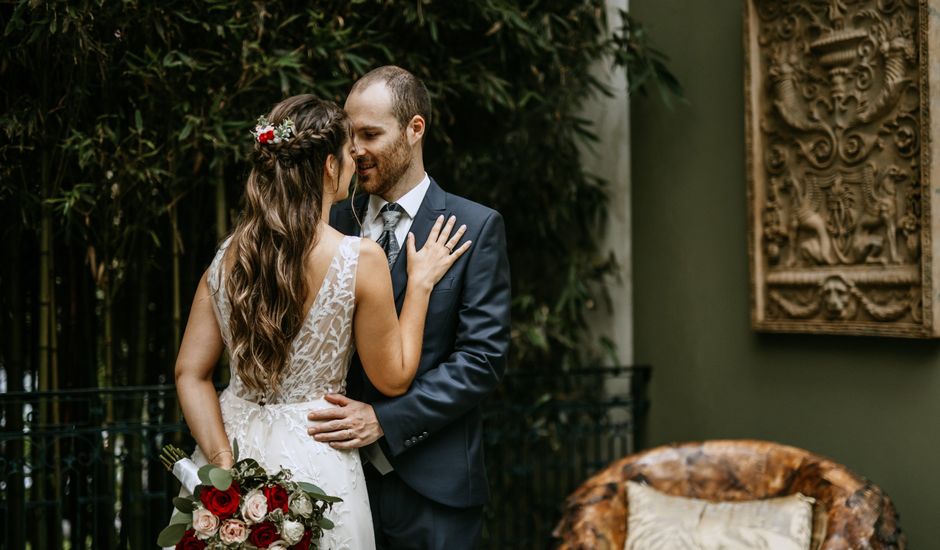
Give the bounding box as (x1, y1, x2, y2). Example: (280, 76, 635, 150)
(392, 179, 447, 306)
(332, 193, 369, 237)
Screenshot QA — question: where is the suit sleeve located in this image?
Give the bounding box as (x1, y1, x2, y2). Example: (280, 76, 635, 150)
(373, 211, 511, 456)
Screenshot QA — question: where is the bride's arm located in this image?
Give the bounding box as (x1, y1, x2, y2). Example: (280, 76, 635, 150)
(354, 215, 470, 397)
(174, 271, 232, 468)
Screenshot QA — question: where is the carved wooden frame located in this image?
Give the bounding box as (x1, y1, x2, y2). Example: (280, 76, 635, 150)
(745, 0, 940, 337)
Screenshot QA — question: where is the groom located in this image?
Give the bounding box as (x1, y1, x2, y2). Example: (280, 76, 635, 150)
(309, 65, 511, 549)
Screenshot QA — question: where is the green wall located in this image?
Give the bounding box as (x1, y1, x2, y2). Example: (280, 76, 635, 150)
(630, 1, 940, 546)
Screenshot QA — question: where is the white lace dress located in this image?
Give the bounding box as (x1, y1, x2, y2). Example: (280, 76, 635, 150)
(178, 235, 374, 550)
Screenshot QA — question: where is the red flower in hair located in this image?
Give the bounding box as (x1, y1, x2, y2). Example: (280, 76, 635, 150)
(258, 129, 275, 143)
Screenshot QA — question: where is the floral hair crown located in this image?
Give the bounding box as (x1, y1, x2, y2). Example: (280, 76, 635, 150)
(251, 115, 295, 144)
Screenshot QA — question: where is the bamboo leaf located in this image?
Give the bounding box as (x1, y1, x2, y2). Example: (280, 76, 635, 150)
(178, 121, 193, 141)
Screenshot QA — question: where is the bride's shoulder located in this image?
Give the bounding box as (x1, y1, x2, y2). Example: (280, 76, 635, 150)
(357, 238, 384, 264)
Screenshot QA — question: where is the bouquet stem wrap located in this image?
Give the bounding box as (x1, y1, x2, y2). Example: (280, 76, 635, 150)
(160, 444, 200, 494)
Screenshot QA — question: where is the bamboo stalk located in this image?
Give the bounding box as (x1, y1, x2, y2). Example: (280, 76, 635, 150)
(49, 235, 64, 550)
(4, 222, 26, 548)
(216, 161, 227, 242)
(35, 141, 52, 550)
(170, 205, 182, 357)
(126, 263, 149, 549)
(39, 198, 52, 391)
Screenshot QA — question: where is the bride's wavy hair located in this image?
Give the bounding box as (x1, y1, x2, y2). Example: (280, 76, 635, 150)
(226, 94, 351, 396)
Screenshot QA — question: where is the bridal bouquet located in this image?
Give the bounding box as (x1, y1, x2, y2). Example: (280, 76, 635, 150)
(158, 442, 340, 549)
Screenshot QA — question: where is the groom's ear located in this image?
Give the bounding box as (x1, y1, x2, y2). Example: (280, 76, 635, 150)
(406, 115, 426, 145)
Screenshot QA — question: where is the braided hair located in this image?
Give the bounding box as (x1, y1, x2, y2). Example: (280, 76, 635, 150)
(226, 95, 351, 396)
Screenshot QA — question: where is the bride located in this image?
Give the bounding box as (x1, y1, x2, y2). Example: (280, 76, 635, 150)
(172, 94, 470, 549)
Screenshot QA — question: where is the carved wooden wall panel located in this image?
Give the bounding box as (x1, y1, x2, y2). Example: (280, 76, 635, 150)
(745, 0, 940, 337)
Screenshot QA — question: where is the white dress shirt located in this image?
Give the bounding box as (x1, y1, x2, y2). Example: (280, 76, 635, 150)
(359, 173, 431, 475)
(363, 173, 431, 246)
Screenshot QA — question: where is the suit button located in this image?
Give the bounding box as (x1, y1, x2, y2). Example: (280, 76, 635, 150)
(421, 431, 428, 437)
(404, 440, 413, 448)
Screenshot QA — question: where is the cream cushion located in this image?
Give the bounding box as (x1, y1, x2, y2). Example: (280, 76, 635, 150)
(625, 481, 814, 550)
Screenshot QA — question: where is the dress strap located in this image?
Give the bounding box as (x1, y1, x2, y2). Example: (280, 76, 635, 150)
(337, 236, 362, 299)
(208, 235, 234, 295)
(207, 236, 234, 343)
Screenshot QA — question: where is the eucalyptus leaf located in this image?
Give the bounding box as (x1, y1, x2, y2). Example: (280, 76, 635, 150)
(168, 510, 192, 526)
(172, 496, 195, 513)
(156, 522, 188, 547)
(197, 464, 214, 486)
(209, 467, 233, 491)
(297, 481, 324, 494)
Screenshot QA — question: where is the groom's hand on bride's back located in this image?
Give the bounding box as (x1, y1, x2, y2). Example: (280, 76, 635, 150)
(307, 394, 383, 450)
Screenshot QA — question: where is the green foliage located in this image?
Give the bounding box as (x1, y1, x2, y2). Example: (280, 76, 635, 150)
(208, 465, 233, 491)
(0, 1, 678, 390)
(156, 521, 188, 547)
(172, 496, 195, 514)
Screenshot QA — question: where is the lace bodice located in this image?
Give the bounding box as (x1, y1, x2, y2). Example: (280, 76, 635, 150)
(207, 235, 361, 404)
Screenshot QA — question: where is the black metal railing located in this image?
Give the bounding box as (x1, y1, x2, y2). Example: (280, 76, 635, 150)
(483, 366, 650, 548)
(0, 366, 650, 549)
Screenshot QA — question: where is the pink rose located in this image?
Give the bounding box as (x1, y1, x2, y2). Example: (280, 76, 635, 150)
(192, 507, 220, 539)
(240, 489, 268, 524)
(219, 519, 249, 545)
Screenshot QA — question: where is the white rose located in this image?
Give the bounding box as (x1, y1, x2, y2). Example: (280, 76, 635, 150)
(289, 492, 313, 518)
(192, 507, 220, 539)
(240, 489, 268, 524)
(281, 518, 306, 545)
(268, 541, 290, 550)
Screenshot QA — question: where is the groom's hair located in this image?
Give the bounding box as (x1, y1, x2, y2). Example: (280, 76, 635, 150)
(351, 65, 432, 135)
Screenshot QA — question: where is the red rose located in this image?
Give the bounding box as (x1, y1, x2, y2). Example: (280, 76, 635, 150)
(259, 129, 275, 143)
(248, 521, 279, 548)
(294, 530, 313, 550)
(176, 529, 207, 550)
(263, 484, 289, 513)
(199, 482, 240, 519)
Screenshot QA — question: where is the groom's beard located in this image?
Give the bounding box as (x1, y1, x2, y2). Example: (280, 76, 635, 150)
(357, 131, 411, 198)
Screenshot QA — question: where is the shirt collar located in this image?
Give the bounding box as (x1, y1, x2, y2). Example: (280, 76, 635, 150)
(369, 173, 431, 221)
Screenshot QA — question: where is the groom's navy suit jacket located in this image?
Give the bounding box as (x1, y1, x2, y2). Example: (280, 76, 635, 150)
(330, 178, 511, 508)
